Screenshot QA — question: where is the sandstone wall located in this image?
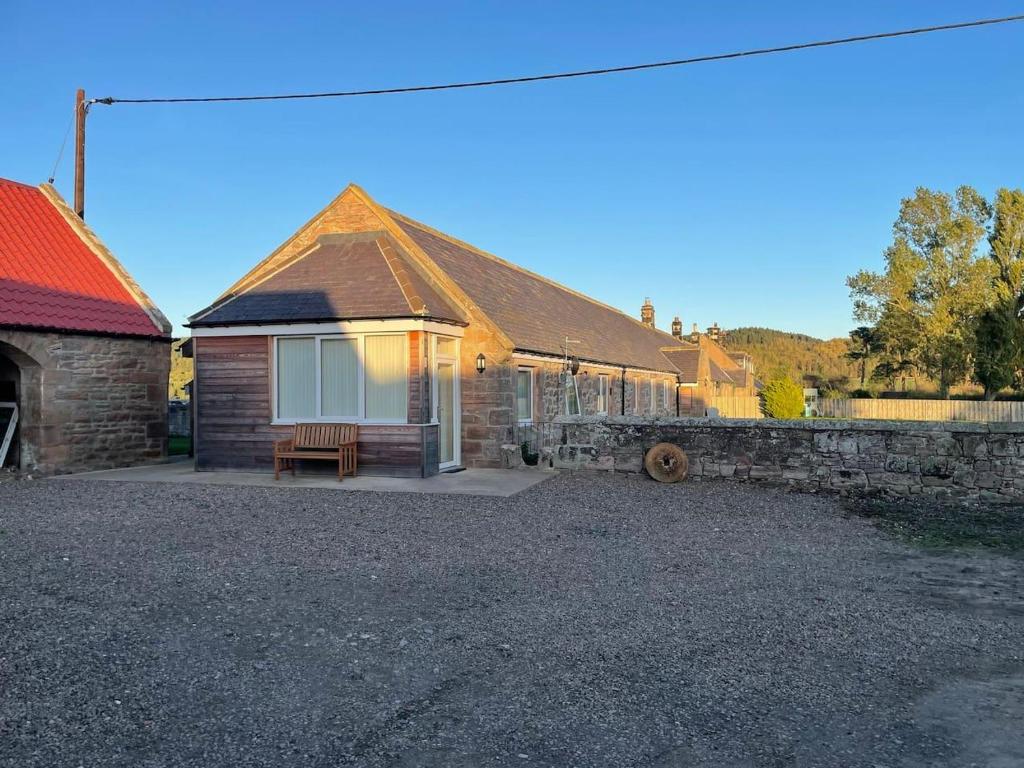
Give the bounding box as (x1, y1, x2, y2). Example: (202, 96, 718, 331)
(546, 416, 1024, 503)
(0, 329, 170, 473)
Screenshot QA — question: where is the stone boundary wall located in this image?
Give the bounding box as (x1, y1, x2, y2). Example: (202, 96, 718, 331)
(547, 416, 1024, 503)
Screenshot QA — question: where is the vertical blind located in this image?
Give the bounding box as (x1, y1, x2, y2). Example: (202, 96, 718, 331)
(365, 335, 407, 420)
(321, 338, 359, 417)
(277, 338, 316, 419)
(275, 334, 410, 421)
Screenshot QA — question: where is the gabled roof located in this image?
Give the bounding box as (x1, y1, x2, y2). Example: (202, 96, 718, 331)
(388, 211, 693, 372)
(192, 232, 464, 326)
(190, 183, 696, 373)
(661, 348, 701, 384)
(0, 178, 169, 337)
(708, 358, 734, 384)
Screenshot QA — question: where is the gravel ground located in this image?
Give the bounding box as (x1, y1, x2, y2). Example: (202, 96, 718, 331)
(1, 473, 1023, 768)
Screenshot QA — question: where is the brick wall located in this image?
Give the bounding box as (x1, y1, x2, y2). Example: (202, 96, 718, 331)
(0, 328, 169, 473)
(546, 416, 1024, 503)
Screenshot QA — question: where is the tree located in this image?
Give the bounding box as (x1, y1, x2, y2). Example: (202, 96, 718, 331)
(848, 186, 994, 396)
(974, 188, 1024, 397)
(845, 326, 884, 386)
(974, 307, 1019, 399)
(760, 378, 805, 419)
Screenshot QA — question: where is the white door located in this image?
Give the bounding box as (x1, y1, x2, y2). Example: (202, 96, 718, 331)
(434, 338, 460, 469)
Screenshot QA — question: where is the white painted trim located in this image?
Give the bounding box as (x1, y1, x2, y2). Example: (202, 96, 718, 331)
(596, 372, 610, 415)
(193, 319, 465, 338)
(0, 401, 18, 467)
(434, 335, 461, 469)
(516, 366, 535, 425)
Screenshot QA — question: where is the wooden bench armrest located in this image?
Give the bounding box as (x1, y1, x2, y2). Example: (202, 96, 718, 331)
(274, 438, 294, 454)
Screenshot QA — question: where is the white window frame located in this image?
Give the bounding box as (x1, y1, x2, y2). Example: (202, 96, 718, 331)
(565, 372, 581, 416)
(649, 378, 655, 414)
(633, 378, 639, 413)
(597, 373, 610, 415)
(663, 380, 670, 411)
(271, 332, 408, 424)
(516, 366, 535, 425)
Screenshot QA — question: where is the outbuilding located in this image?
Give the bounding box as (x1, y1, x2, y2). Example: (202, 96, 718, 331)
(0, 178, 171, 472)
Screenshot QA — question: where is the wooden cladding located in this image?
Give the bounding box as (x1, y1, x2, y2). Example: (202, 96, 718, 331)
(194, 333, 440, 476)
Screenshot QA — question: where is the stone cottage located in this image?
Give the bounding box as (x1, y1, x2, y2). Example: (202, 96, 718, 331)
(0, 178, 171, 472)
(187, 183, 754, 476)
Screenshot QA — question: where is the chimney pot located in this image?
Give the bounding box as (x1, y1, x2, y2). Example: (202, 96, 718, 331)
(640, 298, 655, 328)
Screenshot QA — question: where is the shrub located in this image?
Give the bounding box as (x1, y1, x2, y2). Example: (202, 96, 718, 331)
(849, 388, 874, 399)
(760, 377, 805, 419)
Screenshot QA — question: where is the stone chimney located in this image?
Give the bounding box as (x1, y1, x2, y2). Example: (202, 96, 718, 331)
(707, 322, 721, 342)
(690, 323, 700, 343)
(641, 298, 655, 328)
(671, 316, 682, 339)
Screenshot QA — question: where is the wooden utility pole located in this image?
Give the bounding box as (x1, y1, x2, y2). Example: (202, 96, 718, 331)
(73, 88, 86, 219)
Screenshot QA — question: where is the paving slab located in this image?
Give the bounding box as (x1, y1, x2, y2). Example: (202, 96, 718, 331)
(49, 459, 553, 497)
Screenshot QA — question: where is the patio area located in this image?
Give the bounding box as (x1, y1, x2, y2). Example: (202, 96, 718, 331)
(51, 458, 553, 497)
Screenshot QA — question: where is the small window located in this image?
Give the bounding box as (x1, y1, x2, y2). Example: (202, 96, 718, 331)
(565, 372, 581, 416)
(597, 373, 609, 414)
(633, 378, 639, 413)
(365, 335, 407, 420)
(649, 378, 655, 414)
(663, 380, 671, 411)
(516, 367, 533, 423)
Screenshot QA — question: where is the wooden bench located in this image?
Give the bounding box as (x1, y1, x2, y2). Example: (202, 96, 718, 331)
(274, 423, 358, 481)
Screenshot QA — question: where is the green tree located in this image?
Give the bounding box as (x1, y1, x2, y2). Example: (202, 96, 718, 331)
(974, 188, 1024, 397)
(760, 377, 804, 419)
(848, 186, 994, 396)
(845, 326, 884, 386)
(974, 308, 1019, 399)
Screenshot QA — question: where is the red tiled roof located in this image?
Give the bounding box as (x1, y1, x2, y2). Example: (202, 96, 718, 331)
(0, 178, 165, 337)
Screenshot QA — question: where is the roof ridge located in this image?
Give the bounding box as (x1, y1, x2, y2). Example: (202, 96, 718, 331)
(375, 236, 428, 315)
(387, 208, 684, 347)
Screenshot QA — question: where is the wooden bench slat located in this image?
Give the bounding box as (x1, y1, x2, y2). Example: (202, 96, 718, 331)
(274, 422, 358, 481)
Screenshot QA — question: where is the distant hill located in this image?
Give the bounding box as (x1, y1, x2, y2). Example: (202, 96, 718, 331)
(723, 327, 858, 388)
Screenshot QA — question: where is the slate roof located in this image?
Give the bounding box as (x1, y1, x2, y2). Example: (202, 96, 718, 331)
(192, 232, 465, 326)
(389, 213, 693, 372)
(661, 348, 701, 384)
(0, 178, 167, 337)
(708, 358, 734, 384)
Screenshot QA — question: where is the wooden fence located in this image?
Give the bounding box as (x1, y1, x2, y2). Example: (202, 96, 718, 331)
(816, 398, 1024, 423)
(709, 396, 763, 419)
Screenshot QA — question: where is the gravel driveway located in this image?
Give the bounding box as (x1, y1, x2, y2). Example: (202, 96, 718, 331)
(2, 473, 1023, 767)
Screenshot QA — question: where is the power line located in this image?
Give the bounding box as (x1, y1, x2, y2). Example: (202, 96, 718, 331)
(47, 104, 76, 184)
(93, 14, 1024, 106)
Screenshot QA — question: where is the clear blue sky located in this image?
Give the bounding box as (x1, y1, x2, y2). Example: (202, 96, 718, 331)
(4, 1, 1022, 338)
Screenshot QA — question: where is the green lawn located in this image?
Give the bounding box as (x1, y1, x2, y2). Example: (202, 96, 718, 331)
(168, 436, 191, 456)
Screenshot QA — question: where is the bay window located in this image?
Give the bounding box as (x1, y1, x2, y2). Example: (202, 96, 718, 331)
(274, 333, 408, 422)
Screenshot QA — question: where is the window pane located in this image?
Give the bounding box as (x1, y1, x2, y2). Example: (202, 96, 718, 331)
(365, 335, 407, 420)
(516, 369, 532, 421)
(437, 337, 456, 357)
(321, 338, 359, 418)
(598, 374, 608, 413)
(277, 337, 315, 419)
(565, 373, 580, 416)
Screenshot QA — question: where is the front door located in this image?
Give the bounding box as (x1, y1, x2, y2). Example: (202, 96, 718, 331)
(436, 358, 460, 468)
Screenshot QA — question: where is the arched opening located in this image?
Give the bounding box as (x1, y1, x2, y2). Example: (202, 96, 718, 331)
(0, 341, 42, 470)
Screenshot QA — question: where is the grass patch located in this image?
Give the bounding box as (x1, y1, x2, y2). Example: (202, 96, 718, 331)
(168, 436, 191, 456)
(849, 498, 1024, 553)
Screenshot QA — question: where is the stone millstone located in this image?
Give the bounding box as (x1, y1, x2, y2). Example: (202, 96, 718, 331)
(644, 443, 689, 483)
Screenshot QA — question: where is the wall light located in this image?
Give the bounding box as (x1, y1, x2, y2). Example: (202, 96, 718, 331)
(476, 353, 486, 375)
